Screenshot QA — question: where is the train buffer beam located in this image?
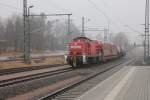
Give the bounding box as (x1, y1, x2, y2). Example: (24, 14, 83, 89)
(76, 66, 150, 100)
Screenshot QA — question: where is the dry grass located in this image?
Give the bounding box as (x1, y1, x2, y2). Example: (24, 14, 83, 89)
(0, 51, 18, 56)
(0, 56, 65, 70)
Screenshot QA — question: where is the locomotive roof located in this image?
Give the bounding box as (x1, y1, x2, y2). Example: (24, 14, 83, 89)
(73, 37, 92, 41)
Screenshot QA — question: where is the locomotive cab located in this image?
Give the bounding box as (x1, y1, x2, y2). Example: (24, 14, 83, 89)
(66, 37, 91, 67)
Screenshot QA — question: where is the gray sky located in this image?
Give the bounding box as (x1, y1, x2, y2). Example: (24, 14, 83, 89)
(0, 0, 145, 43)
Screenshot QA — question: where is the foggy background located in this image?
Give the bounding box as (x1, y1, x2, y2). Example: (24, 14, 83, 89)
(0, 0, 145, 52)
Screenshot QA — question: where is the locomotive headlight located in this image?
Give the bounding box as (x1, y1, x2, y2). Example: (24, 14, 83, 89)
(83, 55, 87, 64)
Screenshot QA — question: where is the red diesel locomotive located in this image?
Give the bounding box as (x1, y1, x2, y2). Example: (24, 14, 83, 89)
(65, 37, 123, 67)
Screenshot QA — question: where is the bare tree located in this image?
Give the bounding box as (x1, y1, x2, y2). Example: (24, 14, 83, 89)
(113, 32, 129, 50)
(0, 13, 81, 53)
(5, 18, 15, 51)
(30, 13, 46, 51)
(0, 18, 5, 52)
(14, 15, 23, 51)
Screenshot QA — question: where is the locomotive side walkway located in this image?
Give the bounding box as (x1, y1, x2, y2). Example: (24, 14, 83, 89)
(76, 65, 150, 100)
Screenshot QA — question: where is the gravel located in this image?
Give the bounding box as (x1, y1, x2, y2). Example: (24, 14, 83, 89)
(0, 56, 134, 99)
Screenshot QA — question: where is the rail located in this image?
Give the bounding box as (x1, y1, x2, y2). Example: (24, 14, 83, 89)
(39, 58, 137, 100)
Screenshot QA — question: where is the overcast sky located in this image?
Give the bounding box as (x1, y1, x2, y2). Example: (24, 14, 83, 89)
(0, 0, 146, 43)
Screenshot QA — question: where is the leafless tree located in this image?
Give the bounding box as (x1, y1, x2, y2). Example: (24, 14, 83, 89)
(0, 13, 81, 53)
(113, 32, 129, 50)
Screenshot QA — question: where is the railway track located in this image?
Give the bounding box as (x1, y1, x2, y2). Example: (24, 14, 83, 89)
(0, 54, 64, 62)
(39, 58, 137, 100)
(0, 56, 137, 99)
(0, 64, 66, 76)
(0, 65, 72, 87)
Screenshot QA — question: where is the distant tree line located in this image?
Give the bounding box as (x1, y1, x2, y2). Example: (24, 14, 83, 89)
(0, 13, 81, 52)
(112, 32, 130, 51)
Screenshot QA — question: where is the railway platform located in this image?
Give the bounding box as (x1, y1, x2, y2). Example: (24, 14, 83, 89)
(76, 65, 150, 100)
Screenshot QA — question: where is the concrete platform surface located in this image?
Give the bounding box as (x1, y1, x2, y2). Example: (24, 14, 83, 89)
(76, 66, 150, 100)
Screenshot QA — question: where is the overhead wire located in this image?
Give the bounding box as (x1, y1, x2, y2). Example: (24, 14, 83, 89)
(93, 0, 141, 35)
(45, 0, 84, 19)
(87, 0, 123, 31)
